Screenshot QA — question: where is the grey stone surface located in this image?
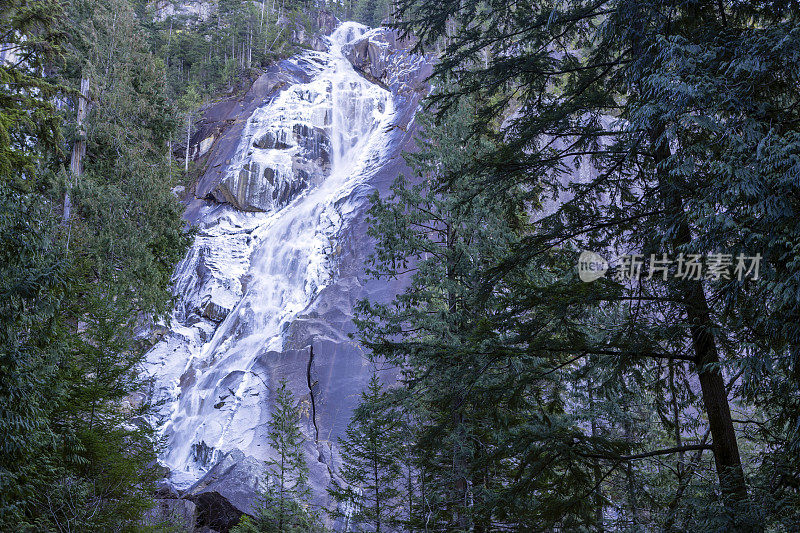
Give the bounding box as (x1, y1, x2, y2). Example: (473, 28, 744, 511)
(155, 477, 181, 499)
(184, 449, 265, 532)
(142, 497, 197, 531)
(147, 22, 431, 527)
(281, 27, 431, 449)
(211, 121, 328, 212)
(343, 28, 431, 96)
(188, 63, 311, 212)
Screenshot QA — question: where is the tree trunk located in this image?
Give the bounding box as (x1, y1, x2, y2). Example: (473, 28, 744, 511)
(669, 362, 684, 482)
(167, 137, 172, 180)
(650, 125, 749, 506)
(686, 285, 748, 504)
(64, 77, 90, 225)
(184, 112, 191, 173)
(445, 222, 468, 529)
(279, 454, 285, 532)
(406, 461, 414, 531)
(374, 452, 381, 533)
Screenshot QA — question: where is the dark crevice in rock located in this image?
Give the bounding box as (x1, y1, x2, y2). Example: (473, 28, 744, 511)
(307, 344, 319, 442)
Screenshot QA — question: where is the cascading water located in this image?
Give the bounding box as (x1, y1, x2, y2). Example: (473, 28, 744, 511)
(145, 22, 395, 487)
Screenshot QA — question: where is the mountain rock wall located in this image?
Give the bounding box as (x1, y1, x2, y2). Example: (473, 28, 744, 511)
(144, 21, 430, 531)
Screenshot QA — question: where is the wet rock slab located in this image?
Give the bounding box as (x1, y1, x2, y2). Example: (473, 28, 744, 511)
(184, 449, 264, 532)
(145, 21, 432, 524)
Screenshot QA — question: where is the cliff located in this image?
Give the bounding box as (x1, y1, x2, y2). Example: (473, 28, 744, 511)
(143, 20, 430, 532)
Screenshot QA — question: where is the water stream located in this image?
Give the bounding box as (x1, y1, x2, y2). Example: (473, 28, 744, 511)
(145, 22, 395, 486)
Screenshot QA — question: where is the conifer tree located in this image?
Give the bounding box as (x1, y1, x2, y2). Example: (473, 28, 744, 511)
(354, 0, 390, 27)
(389, 0, 800, 529)
(329, 373, 403, 532)
(236, 378, 315, 533)
(1, 0, 190, 528)
(0, 1, 70, 527)
(357, 97, 603, 530)
(269, 379, 311, 521)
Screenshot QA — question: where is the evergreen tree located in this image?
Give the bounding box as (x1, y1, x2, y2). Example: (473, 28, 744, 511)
(1, 0, 190, 528)
(389, 0, 800, 529)
(142, 0, 317, 106)
(354, 0, 390, 27)
(329, 374, 403, 532)
(0, 191, 67, 529)
(0, 0, 69, 527)
(232, 491, 320, 533)
(260, 379, 313, 532)
(329, 0, 391, 27)
(357, 98, 605, 530)
(0, 0, 64, 182)
(233, 379, 319, 532)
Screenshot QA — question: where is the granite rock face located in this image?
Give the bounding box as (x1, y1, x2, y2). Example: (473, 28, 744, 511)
(211, 110, 331, 212)
(144, 22, 430, 527)
(142, 498, 197, 531)
(343, 29, 428, 95)
(183, 449, 264, 532)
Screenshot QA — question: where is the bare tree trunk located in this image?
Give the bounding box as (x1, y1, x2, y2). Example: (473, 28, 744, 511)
(260, 0, 266, 30)
(184, 112, 191, 173)
(166, 19, 173, 69)
(64, 77, 90, 225)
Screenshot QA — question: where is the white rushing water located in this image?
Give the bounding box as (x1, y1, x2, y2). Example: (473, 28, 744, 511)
(145, 22, 395, 486)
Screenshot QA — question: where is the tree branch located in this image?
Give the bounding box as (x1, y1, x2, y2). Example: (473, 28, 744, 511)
(582, 444, 712, 462)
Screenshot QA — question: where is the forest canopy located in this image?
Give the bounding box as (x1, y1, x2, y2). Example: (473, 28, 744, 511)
(350, 0, 800, 530)
(2, 0, 799, 531)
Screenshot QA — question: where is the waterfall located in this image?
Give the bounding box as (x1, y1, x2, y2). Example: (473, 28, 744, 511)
(145, 22, 395, 487)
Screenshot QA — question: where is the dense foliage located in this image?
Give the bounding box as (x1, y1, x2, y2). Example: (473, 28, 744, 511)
(0, 0, 189, 529)
(341, 0, 800, 531)
(329, 0, 393, 27)
(140, 0, 316, 103)
(4, 0, 799, 530)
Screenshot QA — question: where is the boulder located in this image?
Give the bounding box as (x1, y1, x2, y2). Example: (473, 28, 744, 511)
(344, 33, 391, 89)
(199, 288, 236, 322)
(155, 477, 181, 499)
(142, 497, 197, 531)
(184, 449, 265, 532)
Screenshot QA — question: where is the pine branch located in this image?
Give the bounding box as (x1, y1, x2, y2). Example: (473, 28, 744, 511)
(581, 444, 712, 462)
